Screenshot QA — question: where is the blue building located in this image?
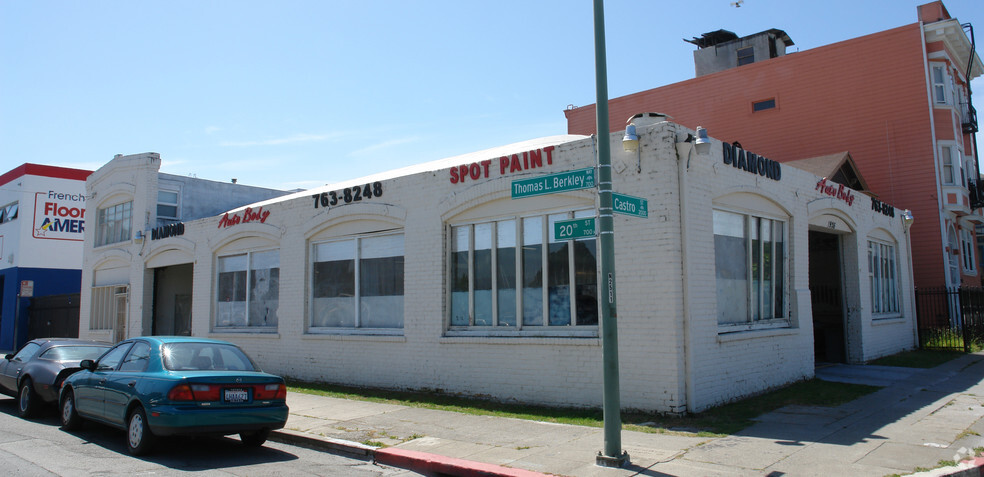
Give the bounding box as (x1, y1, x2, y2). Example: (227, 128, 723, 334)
(0, 164, 91, 353)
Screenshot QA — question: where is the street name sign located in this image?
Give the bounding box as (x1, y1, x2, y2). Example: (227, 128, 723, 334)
(554, 217, 597, 240)
(612, 192, 648, 218)
(511, 167, 596, 199)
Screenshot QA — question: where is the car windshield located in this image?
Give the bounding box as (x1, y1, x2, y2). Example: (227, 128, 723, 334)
(41, 345, 112, 362)
(162, 342, 258, 372)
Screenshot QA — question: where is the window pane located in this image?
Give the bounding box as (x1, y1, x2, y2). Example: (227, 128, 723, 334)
(313, 241, 355, 327)
(473, 223, 493, 326)
(761, 219, 774, 319)
(450, 226, 470, 326)
(119, 342, 152, 372)
(249, 251, 279, 327)
(547, 214, 571, 326)
(942, 147, 954, 184)
(158, 190, 178, 203)
(573, 210, 598, 326)
(574, 238, 598, 326)
(157, 204, 178, 218)
(751, 217, 762, 321)
(360, 235, 405, 328)
(496, 220, 517, 327)
(522, 217, 543, 326)
(773, 222, 785, 317)
(714, 210, 748, 324)
(217, 254, 247, 327)
(96, 344, 132, 371)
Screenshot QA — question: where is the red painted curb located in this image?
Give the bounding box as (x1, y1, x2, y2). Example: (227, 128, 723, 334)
(374, 448, 550, 477)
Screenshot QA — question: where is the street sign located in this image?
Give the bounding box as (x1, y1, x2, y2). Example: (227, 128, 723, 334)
(554, 217, 597, 240)
(511, 167, 595, 199)
(612, 192, 648, 218)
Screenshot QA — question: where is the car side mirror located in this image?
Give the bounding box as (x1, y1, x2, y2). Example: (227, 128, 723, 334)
(80, 359, 96, 370)
(3, 354, 11, 361)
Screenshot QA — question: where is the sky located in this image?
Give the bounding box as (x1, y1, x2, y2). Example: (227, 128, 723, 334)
(2, 0, 983, 191)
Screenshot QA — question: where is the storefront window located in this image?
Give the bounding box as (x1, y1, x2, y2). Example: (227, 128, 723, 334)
(311, 233, 404, 330)
(714, 209, 786, 327)
(215, 249, 279, 330)
(96, 201, 132, 246)
(868, 240, 899, 315)
(449, 209, 597, 333)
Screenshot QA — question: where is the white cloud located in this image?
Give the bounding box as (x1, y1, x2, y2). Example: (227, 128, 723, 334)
(350, 136, 420, 156)
(220, 132, 348, 147)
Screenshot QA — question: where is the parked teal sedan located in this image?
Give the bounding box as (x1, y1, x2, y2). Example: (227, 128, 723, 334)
(59, 336, 288, 455)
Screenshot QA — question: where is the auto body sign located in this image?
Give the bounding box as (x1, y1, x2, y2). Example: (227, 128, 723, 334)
(32, 191, 85, 241)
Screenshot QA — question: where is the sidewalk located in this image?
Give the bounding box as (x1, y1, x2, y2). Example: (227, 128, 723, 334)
(270, 352, 984, 476)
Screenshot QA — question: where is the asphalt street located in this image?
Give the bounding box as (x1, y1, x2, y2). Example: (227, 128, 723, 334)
(0, 397, 420, 477)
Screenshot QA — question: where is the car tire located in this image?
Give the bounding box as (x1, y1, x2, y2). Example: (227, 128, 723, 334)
(60, 389, 83, 430)
(239, 429, 270, 447)
(126, 407, 156, 456)
(17, 378, 38, 419)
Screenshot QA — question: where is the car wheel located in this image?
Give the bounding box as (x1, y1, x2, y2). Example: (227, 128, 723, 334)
(17, 378, 37, 418)
(126, 407, 156, 456)
(239, 429, 271, 447)
(60, 389, 83, 430)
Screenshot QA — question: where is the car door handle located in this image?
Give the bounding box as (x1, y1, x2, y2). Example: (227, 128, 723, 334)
(127, 381, 136, 387)
(99, 379, 107, 385)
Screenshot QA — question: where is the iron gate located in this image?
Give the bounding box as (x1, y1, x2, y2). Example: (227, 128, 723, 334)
(915, 287, 984, 351)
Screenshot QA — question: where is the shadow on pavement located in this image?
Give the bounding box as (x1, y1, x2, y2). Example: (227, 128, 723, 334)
(0, 397, 299, 470)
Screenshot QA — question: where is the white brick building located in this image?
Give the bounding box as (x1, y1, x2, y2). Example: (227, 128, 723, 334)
(79, 120, 916, 413)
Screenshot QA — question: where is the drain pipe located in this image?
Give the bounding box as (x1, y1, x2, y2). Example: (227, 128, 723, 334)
(675, 132, 697, 415)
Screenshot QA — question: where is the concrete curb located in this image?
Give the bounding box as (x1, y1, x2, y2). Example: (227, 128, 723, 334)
(270, 429, 551, 477)
(374, 447, 551, 477)
(906, 457, 984, 477)
(942, 457, 984, 477)
(269, 429, 375, 459)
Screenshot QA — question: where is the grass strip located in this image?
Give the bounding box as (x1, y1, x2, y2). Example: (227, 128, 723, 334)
(287, 377, 879, 436)
(869, 349, 965, 368)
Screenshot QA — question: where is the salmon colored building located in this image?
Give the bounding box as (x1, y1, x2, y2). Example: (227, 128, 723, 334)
(566, 1, 982, 290)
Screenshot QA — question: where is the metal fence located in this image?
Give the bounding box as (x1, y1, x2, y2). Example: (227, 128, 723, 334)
(914, 287, 984, 352)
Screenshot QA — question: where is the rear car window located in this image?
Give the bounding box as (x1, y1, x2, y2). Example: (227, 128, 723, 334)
(41, 346, 112, 362)
(162, 343, 258, 372)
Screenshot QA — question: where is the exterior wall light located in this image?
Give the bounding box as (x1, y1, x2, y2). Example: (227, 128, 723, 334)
(622, 123, 639, 152)
(695, 126, 710, 155)
(902, 209, 915, 231)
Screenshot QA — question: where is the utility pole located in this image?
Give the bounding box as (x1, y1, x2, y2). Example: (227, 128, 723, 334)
(592, 0, 628, 468)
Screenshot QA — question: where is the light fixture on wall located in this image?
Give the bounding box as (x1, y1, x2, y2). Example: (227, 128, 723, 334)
(134, 230, 144, 243)
(622, 123, 639, 152)
(902, 209, 915, 231)
(694, 126, 710, 155)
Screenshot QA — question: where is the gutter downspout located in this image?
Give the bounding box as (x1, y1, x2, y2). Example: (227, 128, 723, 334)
(675, 136, 697, 415)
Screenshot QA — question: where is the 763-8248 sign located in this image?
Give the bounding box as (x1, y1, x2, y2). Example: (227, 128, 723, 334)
(312, 181, 383, 209)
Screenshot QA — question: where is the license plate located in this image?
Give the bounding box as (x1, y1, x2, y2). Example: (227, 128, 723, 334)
(224, 388, 249, 403)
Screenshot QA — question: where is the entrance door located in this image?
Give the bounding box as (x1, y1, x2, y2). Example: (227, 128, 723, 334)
(810, 231, 846, 363)
(152, 264, 193, 336)
(113, 291, 127, 343)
